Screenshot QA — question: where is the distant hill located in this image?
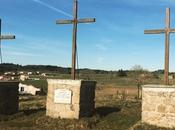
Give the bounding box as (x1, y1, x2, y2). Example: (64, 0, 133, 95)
(0, 63, 168, 75)
(0, 63, 111, 74)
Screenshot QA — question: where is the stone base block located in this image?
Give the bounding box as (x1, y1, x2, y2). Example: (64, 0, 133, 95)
(46, 79, 96, 119)
(0, 81, 19, 115)
(142, 85, 175, 128)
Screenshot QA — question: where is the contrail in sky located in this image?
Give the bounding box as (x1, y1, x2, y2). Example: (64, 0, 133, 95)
(32, 0, 72, 18)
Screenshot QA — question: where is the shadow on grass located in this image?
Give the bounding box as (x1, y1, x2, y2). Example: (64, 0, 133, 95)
(95, 106, 121, 117)
(21, 108, 46, 116)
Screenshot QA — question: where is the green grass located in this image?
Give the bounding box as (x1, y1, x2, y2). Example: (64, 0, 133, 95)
(0, 91, 173, 130)
(24, 73, 169, 90)
(7, 73, 175, 129)
(20, 73, 175, 98)
(133, 123, 174, 130)
(0, 94, 141, 130)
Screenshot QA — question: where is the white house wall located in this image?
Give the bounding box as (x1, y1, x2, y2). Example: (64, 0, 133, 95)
(19, 83, 41, 95)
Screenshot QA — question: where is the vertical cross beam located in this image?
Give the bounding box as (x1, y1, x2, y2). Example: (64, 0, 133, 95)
(165, 8, 170, 85)
(0, 19, 2, 64)
(72, 0, 78, 80)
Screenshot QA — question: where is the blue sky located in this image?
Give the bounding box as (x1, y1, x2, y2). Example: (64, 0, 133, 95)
(0, 0, 175, 71)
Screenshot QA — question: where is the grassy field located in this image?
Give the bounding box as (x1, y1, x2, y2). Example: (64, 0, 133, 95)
(22, 72, 170, 92)
(0, 86, 174, 130)
(0, 89, 140, 130)
(1, 72, 175, 129)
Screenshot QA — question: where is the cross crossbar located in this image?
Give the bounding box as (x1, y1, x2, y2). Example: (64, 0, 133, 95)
(144, 29, 175, 34)
(56, 20, 74, 24)
(0, 35, 15, 40)
(78, 18, 96, 23)
(144, 29, 165, 34)
(170, 29, 175, 33)
(56, 18, 95, 24)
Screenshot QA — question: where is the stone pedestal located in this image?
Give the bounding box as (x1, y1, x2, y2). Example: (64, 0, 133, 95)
(0, 81, 19, 115)
(142, 85, 175, 128)
(46, 79, 96, 119)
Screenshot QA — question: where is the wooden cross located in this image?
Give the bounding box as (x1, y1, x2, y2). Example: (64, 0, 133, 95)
(144, 8, 175, 85)
(56, 0, 95, 80)
(0, 19, 15, 64)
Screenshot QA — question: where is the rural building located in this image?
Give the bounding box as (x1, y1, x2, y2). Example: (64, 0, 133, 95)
(18, 83, 41, 95)
(28, 72, 32, 75)
(11, 77, 15, 80)
(4, 72, 13, 75)
(0, 76, 3, 80)
(19, 71, 24, 74)
(41, 73, 46, 77)
(20, 75, 29, 81)
(4, 72, 16, 75)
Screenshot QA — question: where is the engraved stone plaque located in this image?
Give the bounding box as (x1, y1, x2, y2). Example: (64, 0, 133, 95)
(54, 89, 72, 104)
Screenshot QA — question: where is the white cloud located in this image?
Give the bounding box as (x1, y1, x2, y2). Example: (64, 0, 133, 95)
(96, 44, 107, 51)
(4, 51, 42, 57)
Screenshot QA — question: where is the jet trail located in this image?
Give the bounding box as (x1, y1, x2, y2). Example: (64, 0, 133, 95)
(32, 0, 72, 18)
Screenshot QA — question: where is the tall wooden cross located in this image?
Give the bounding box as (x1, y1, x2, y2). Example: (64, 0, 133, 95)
(0, 19, 15, 64)
(56, 0, 95, 80)
(144, 8, 175, 85)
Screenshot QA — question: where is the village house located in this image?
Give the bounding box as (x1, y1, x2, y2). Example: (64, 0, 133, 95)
(19, 71, 24, 74)
(41, 73, 46, 77)
(20, 75, 29, 81)
(0, 75, 18, 81)
(11, 77, 15, 80)
(0, 76, 3, 80)
(27, 72, 32, 75)
(4, 72, 13, 75)
(18, 83, 41, 95)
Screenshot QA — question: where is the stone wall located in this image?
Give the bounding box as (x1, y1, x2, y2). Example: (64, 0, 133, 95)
(142, 85, 175, 128)
(0, 81, 19, 115)
(46, 79, 96, 119)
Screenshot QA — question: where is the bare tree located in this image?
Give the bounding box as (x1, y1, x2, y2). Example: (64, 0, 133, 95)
(131, 65, 146, 99)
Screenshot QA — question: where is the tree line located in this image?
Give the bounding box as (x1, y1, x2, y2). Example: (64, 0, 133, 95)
(0, 63, 165, 75)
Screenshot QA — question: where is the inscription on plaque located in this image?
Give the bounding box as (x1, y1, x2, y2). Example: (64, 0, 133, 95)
(54, 89, 72, 104)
